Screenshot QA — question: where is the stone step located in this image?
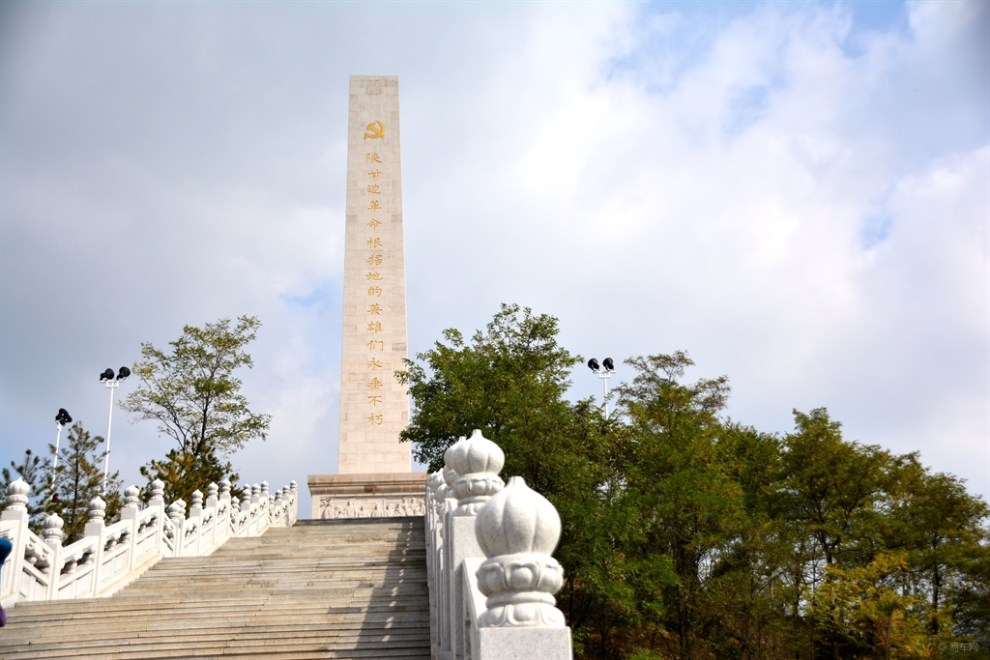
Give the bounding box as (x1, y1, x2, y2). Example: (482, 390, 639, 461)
(6, 602, 430, 624)
(1, 626, 433, 648)
(121, 565, 426, 578)
(1, 626, 433, 649)
(0, 634, 433, 660)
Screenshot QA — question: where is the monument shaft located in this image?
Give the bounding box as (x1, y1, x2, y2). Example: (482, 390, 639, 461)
(308, 76, 425, 520)
(339, 75, 410, 474)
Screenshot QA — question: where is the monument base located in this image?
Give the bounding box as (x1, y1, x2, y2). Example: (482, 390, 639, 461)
(307, 472, 428, 520)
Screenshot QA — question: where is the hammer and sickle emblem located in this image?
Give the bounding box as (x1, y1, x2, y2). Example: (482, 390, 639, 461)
(364, 120, 385, 140)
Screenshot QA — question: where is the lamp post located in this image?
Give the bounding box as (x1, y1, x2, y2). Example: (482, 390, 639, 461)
(587, 357, 615, 417)
(52, 408, 72, 472)
(100, 366, 130, 493)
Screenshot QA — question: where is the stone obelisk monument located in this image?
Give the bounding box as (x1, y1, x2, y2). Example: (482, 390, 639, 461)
(307, 76, 426, 519)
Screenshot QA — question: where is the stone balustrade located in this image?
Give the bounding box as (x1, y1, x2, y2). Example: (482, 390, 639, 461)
(2, 433, 570, 659)
(425, 429, 573, 660)
(0, 478, 297, 606)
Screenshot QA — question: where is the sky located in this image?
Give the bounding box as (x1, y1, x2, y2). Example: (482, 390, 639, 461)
(1, 1, 987, 518)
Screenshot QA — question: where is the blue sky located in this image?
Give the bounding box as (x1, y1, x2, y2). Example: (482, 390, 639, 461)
(1, 1, 987, 515)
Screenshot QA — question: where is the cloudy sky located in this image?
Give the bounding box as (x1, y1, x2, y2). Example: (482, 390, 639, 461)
(2, 1, 987, 516)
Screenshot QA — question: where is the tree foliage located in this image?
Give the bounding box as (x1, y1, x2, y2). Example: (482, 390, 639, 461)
(50, 421, 123, 543)
(401, 304, 990, 660)
(123, 315, 270, 503)
(0, 448, 53, 530)
(398, 302, 579, 478)
(0, 422, 122, 543)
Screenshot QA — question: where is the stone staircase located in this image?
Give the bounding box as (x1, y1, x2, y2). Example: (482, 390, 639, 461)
(0, 517, 430, 659)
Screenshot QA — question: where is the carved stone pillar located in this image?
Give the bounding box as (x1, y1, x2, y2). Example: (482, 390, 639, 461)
(149, 479, 166, 509)
(445, 430, 504, 658)
(189, 490, 204, 518)
(121, 486, 141, 520)
(42, 513, 65, 550)
(3, 478, 29, 515)
(168, 499, 186, 556)
(473, 476, 572, 659)
(84, 496, 107, 537)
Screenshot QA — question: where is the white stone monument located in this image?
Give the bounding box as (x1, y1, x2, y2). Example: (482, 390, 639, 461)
(307, 76, 426, 519)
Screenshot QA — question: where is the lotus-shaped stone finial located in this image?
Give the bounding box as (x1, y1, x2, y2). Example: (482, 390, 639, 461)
(473, 476, 566, 628)
(5, 478, 30, 511)
(448, 429, 505, 477)
(88, 496, 107, 522)
(448, 430, 504, 516)
(475, 476, 561, 557)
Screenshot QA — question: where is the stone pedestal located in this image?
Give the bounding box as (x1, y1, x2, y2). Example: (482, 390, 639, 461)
(475, 627, 573, 660)
(308, 472, 427, 520)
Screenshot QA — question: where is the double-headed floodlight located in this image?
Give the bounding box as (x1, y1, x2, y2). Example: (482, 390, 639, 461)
(100, 366, 131, 493)
(52, 408, 72, 472)
(587, 357, 615, 417)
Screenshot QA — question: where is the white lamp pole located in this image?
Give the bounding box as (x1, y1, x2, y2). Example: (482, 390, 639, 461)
(46, 408, 73, 509)
(587, 357, 615, 417)
(52, 408, 72, 472)
(100, 367, 130, 493)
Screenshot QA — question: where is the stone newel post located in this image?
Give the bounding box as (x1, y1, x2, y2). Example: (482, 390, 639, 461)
(473, 476, 572, 658)
(444, 430, 505, 658)
(1, 479, 30, 600)
(121, 486, 141, 520)
(42, 513, 65, 600)
(168, 499, 186, 554)
(149, 480, 166, 508)
(475, 477, 565, 627)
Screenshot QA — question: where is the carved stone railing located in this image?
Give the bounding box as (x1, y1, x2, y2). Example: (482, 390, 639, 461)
(425, 429, 573, 660)
(0, 477, 297, 606)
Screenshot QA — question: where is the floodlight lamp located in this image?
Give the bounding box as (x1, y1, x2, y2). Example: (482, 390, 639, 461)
(100, 368, 115, 381)
(117, 366, 131, 380)
(603, 357, 614, 372)
(587, 358, 600, 372)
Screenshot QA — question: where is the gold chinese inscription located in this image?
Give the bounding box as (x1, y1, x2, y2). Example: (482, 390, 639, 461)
(359, 120, 392, 425)
(358, 117, 394, 426)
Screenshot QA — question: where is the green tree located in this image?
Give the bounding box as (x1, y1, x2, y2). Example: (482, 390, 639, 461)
(615, 352, 747, 660)
(122, 315, 270, 503)
(141, 447, 241, 505)
(886, 459, 990, 648)
(699, 423, 800, 659)
(951, 545, 990, 654)
(50, 422, 123, 544)
(782, 409, 896, 568)
(544, 401, 661, 659)
(398, 303, 580, 475)
(399, 304, 990, 659)
(781, 409, 901, 657)
(814, 552, 939, 658)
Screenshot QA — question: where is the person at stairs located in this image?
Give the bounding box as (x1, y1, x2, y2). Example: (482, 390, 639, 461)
(0, 536, 11, 627)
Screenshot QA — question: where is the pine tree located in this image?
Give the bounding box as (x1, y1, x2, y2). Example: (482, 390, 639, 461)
(50, 422, 123, 543)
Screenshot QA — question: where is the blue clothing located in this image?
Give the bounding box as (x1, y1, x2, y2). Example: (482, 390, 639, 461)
(0, 535, 10, 626)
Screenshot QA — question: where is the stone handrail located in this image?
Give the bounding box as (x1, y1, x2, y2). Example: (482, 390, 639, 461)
(425, 429, 573, 660)
(0, 477, 297, 606)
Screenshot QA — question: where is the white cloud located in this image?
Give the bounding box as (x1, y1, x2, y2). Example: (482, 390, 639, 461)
(2, 1, 986, 515)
